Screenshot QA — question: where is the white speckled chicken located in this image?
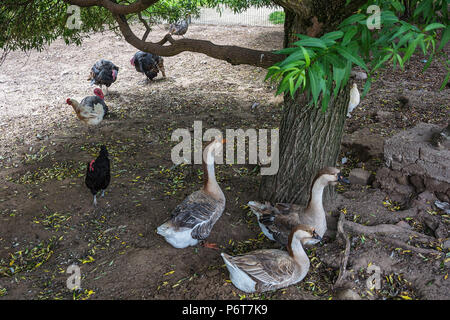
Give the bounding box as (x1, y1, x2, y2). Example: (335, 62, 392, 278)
(169, 18, 189, 36)
(66, 88, 108, 126)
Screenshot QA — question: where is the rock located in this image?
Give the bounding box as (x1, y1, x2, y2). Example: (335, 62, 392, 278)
(375, 167, 415, 203)
(384, 123, 450, 183)
(395, 221, 411, 229)
(410, 175, 425, 193)
(375, 111, 393, 123)
(349, 168, 371, 185)
(350, 70, 367, 80)
(251, 102, 260, 110)
(435, 192, 449, 203)
(442, 240, 450, 250)
(435, 201, 450, 214)
(342, 127, 384, 161)
(417, 191, 437, 203)
(335, 288, 362, 300)
(396, 175, 409, 186)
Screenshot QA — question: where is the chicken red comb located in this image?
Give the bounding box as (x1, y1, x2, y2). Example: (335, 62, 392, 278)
(89, 159, 95, 172)
(66, 98, 71, 104)
(130, 57, 135, 66)
(94, 88, 104, 99)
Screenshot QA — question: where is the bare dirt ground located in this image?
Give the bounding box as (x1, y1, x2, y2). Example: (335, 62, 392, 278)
(0, 24, 449, 300)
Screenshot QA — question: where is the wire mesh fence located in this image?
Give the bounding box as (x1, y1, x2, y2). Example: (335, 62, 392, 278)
(191, 5, 284, 27)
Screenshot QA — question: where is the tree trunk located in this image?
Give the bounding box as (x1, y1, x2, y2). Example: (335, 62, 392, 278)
(259, 7, 351, 206)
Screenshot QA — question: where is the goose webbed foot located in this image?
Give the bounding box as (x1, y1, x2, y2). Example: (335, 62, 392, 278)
(200, 241, 219, 250)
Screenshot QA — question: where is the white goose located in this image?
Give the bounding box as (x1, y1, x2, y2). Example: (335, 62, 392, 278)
(248, 167, 349, 247)
(157, 138, 226, 249)
(221, 224, 321, 293)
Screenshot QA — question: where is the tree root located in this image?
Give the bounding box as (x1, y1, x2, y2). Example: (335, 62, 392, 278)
(341, 218, 443, 256)
(332, 212, 444, 291)
(334, 213, 351, 289)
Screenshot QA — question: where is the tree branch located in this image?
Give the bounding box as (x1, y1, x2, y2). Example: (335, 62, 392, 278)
(63, 0, 158, 15)
(113, 14, 284, 68)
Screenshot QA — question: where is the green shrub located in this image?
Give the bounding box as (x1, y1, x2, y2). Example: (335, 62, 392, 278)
(269, 11, 285, 25)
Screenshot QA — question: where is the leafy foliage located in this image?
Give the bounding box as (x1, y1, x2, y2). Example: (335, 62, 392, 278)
(0, 0, 273, 59)
(269, 11, 285, 25)
(266, 0, 450, 111)
(0, 0, 114, 57)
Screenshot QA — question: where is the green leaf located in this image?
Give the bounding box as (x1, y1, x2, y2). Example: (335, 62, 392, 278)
(321, 31, 344, 41)
(389, 23, 411, 42)
(413, 0, 431, 18)
(338, 13, 366, 28)
(308, 65, 320, 106)
(372, 52, 393, 71)
(439, 71, 450, 91)
(380, 11, 399, 25)
(403, 34, 423, 63)
(342, 26, 358, 46)
(391, 0, 405, 13)
(422, 53, 433, 73)
(293, 38, 327, 49)
(424, 23, 446, 32)
(300, 46, 310, 67)
(437, 26, 450, 51)
(278, 49, 305, 67)
(325, 53, 346, 69)
(396, 32, 413, 48)
(361, 78, 372, 99)
(335, 45, 368, 72)
(361, 27, 371, 57)
(333, 65, 345, 98)
(289, 76, 295, 99)
(274, 47, 298, 55)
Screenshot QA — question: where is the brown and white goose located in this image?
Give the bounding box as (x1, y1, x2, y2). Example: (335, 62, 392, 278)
(248, 167, 349, 247)
(157, 138, 226, 249)
(221, 224, 321, 293)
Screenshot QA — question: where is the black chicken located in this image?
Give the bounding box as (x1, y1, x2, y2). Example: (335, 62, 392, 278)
(130, 51, 166, 83)
(85, 145, 110, 206)
(87, 59, 119, 95)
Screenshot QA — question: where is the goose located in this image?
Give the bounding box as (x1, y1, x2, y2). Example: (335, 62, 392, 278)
(221, 224, 321, 293)
(157, 138, 226, 249)
(248, 167, 349, 247)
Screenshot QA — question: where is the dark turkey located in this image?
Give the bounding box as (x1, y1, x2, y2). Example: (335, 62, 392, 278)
(130, 51, 166, 82)
(87, 59, 119, 94)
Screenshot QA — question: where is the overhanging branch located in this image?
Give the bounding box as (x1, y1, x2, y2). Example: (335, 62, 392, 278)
(63, 0, 158, 15)
(114, 14, 284, 68)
